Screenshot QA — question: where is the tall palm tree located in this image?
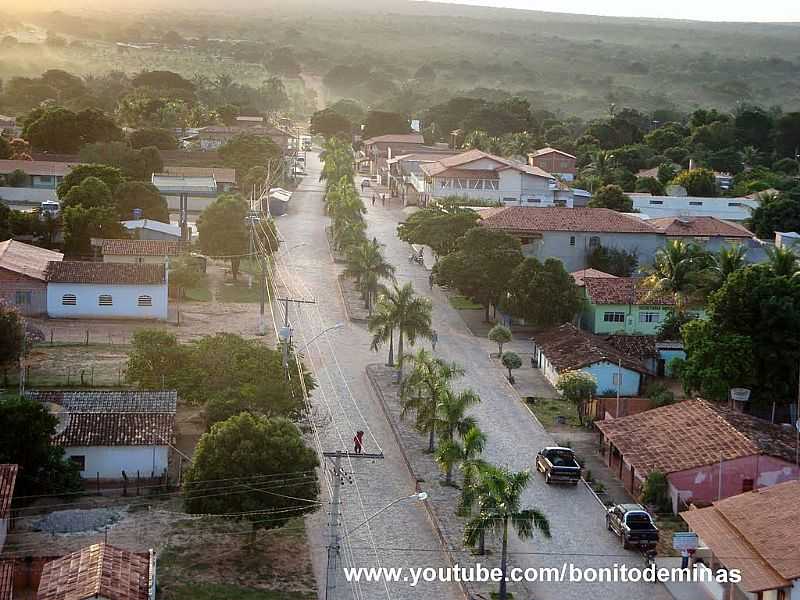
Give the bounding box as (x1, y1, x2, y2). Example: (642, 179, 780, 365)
(432, 388, 480, 484)
(400, 349, 463, 452)
(642, 240, 711, 311)
(707, 244, 748, 288)
(333, 219, 366, 252)
(464, 466, 551, 600)
(368, 297, 396, 366)
(436, 421, 485, 488)
(740, 145, 761, 171)
(383, 283, 433, 380)
(766, 245, 799, 278)
(344, 239, 396, 313)
(582, 149, 615, 183)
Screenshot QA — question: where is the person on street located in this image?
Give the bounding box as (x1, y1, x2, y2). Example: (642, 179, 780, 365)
(353, 430, 364, 454)
(372, 194, 376, 206)
(428, 272, 434, 290)
(381, 193, 386, 207)
(431, 329, 438, 351)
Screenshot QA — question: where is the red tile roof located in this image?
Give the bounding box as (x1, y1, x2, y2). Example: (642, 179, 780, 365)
(647, 216, 754, 238)
(161, 165, 236, 183)
(37, 543, 152, 600)
(0, 561, 12, 600)
(531, 323, 652, 374)
(682, 481, 800, 592)
(0, 159, 78, 177)
(529, 147, 576, 159)
(363, 133, 425, 145)
(570, 268, 618, 287)
(603, 334, 658, 360)
(45, 262, 166, 285)
(596, 399, 800, 476)
(583, 277, 674, 305)
(52, 413, 175, 447)
(0, 465, 18, 521)
(480, 206, 658, 234)
(100, 239, 188, 257)
(0, 240, 63, 281)
(420, 149, 555, 179)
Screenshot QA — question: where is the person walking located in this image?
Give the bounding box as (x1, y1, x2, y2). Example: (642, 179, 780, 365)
(431, 329, 438, 352)
(372, 194, 376, 206)
(381, 193, 386, 207)
(353, 430, 364, 454)
(428, 272, 434, 290)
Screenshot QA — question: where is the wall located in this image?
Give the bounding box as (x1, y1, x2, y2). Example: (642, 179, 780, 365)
(525, 231, 663, 273)
(102, 254, 168, 265)
(583, 360, 642, 396)
(64, 445, 168, 479)
(668, 454, 800, 512)
(587, 302, 672, 336)
(163, 193, 216, 215)
(47, 282, 168, 320)
(0, 516, 7, 553)
(631, 195, 758, 221)
(0, 268, 48, 316)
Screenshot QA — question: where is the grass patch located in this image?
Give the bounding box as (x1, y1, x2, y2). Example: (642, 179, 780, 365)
(525, 397, 581, 428)
(182, 286, 212, 302)
(655, 514, 688, 557)
(160, 583, 314, 600)
(218, 282, 262, 303)
(449, 295, 483, 310)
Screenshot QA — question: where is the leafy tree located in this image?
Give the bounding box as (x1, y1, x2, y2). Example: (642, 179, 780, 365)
(310, 108, 352, 139)
(0, 301, 26, 380)
(76, 108, 123, 144)
(326, 99, 365, 125)
(23, 106, 81, 153)
(587, 184, 633, 211)
(184, 413, 319, 529)
(586, 245, 638, 277)
(656, 309, 697, 341)
(488, 324, 512, 356)
(503, 257, 584, 326)
(641, 471, 671, 512)
(61, 176, 114, 210)
(128, 127, 178, 150)
(168, 257, 205, 299)
(0, 395, 82, 496)
(774, 112, 800, 158)
(501, 351, 522, 382)
(765, 245, 798, 278)
(463, 466, 550, 600)
(125, 330, 187, 389)
(362, 110, 409, 140)
(773, 158, 799, 175)
(62, 204, 125, 255)
(644, 125, 685, 152)
(707, 244, 748, 289)
(657, 162, 679, 184)
(197, 194, 249, 279)
(448, 425, 488, 514)
(57, 164, 125, 200)
(555, 370, 597, 424)
(436, 228, 523, 321)
(671, 168, 717, 196)
(397, 206, 479, 258)
(5, 169, 27, 187)
(734, 108, 774, 150)
(79, 142, 162, 181)
(635, 176, 665, 195)
(368, 297, 396, 366)
(0, 137, 10, 159)
(132, 70, 195, 92)
(218, 134, 283, 179)
(113, 180, 168, 221)
(747, 192, 800, 239)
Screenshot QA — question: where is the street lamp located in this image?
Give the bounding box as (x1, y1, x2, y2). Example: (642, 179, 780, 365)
(341, 492, 428, 541)
(297, 323, 344, 353)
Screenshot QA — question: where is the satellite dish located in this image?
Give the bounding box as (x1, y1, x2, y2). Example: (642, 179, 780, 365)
(46, 402, 70, 435)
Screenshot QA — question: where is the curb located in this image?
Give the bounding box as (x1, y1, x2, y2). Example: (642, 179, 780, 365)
(325, 226, 347, 264)
(337, 274, 368, 324)
(365, 365, 472, 600)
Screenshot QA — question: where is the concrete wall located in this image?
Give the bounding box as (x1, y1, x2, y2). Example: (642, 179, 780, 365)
(524, 231, 663, 272)
(47, 282, 168, 320)
(583, 360, 642, 396)
(163, 194, 216, 214)
(631, 195, 758, 221)
(428, 170, 570, 207)
(64, 445, 168, 479)
(0, 268, 48, 316)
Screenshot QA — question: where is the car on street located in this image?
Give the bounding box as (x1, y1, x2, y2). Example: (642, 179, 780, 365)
(535, 447, 582, 484)
(605, 503, 659, 550)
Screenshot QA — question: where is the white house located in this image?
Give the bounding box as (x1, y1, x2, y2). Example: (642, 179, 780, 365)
(531, 323, 651, 396)
(27, 390, 176, 480)
(101, 239, 188, 265)
(45, 261, 168, 320)
(122, 219, 182, 241)
(419, 149, 574, 207)
(629, 193, 759, 221)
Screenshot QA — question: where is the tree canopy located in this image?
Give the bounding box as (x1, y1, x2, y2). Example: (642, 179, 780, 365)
(113, 180, 169, 221)
(57, 164, 125, 200)
(502, 257, 584, 327)
(397, 206, 479, 258)
(197, 194, 250, 279)
(587, 184, 633, 211)
(218, 134, 283, 180)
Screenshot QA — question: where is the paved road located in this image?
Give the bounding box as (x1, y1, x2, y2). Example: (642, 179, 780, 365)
(278, 151, 673, 600)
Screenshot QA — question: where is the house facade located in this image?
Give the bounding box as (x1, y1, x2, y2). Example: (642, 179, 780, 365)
(151, 173, 220, 219)
(528, 147, 577, 181)
(595, 399, 800, 513)
(27, 390, 176, 480)
(630, 193, 760, 221)
(0, 159, 76, 189)
(0, 239, 63, 316)
(45, 261, 168, 320)
(101, 239, 188, 265)
(196, 125, 290, 152)
(480, 206, 662, 272)
(362, 133, 427, 181)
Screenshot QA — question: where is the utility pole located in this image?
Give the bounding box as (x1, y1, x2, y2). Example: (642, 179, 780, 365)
(277, 297, 317, 380)
(323, 450, 384, 600)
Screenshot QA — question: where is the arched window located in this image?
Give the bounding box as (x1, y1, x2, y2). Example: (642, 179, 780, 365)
(61, 294, 77, 306)
(137, 295, 153, 307)
(98, 294, 113, 306)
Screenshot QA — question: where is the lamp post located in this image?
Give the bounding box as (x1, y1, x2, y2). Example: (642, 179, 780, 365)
(298, 323, 345, 354)
(341, 491, 428, 541)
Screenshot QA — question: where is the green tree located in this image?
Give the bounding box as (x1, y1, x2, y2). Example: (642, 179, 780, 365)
(128, 127, 178, 149)
(0, 137, 11, 159)
(197, 194, 249, 279)
(168, 257, 204, 299)
(368, 296, 396, 366)
(0, 396, 82, 496)
(344, 238, 396, 314)
(587, 184, 632, 211)
(587, 245, 639, 277)
(433, 388, 480, 484)
(503, 257, 584, 327)
(463, 466, 551, 600)
(635, 176, 665, 195)
(62, 176, 114, 210)
(501, 351, 522, 382)
(766, 245, 799, 278)
(641, 471, 671, 512)
(436, 228, 523, 322)
(488, 324, 512, 357)
(671, 168, 717, 196)
(310, 108, 352, 139)
(380, 283, 433, 379)
(746, 192, 800, 239)
(76, 107, 123, 144)
(184, 414, 319, 529)
(57, 164, 125, 200)
(642, 240, 711, 310)
(0, 301, 26, 382)
(362, 110, 409, 140)
(126, 330, 187, 389)
(23, 106, 81, 153)
(397, 206, 479, 259)
(79, 142, 162, 181)
(218, 134, 283, 179)
(62, 204, 125, 255)
(707, 244, 748, 289)
(113, 180, 169, 221)
(555, 370, 597, 424)
(657, 162, 678, 185)
(448, 425, 488, 514)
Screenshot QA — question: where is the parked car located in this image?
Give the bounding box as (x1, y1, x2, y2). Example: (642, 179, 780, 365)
(535, 447, 581, 485)
(605, 504, 659, 550)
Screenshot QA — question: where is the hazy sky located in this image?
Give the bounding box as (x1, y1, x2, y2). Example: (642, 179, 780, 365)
(430, 0, 800, 22)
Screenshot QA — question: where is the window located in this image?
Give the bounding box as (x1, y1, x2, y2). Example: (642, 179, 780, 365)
(589, 236, 601, 249)
(98, 294, 113, 306)
(70, 455, 86, 470)
(526, 197, 541, 203)
(39, 175, 52, 183)
(137, 295, 153, 307)
(503, 197, 517, 203)
(649, 200, 664, 205)
(15, 291, 32, 305)
(689, 201, 703, 206)
(639, 311, 662, 323)
(728, 202, 741, 207)
(603, 312, 625, 323)
(61, 294, 77, 306)
(569, 236, 576, 246)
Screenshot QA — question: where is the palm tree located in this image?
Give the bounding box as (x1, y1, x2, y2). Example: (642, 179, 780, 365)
(436, 418, 484, 487)
(766, 245, 799, 278)
(369, 297, 396, 366)
(707, 244, 748, 288)
(740, 145, 761, 171)
(344, 239, 396, 313)
(464, 466, 551, 600)
(582, 149, 615, 183)
(400, 349, 463, 452)
(383, 283, 433, 380)
(333, 219, 366, 252)
(642, 240, 711, 311)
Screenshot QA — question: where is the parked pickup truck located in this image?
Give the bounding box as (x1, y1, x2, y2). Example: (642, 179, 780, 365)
(535, 447, 581, 484)
(606, 504, 659, 550)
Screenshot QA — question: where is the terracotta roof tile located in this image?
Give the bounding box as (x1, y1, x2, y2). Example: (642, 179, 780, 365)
(603, 334, 658, 360)
(0, 561, 12, 600)
(531, 323, 652, 374)
(0, 240, 63, 281)
(0, 465, 18, 521)
(583, 277, 674, 305)
(570, 268, 618, 287)
(647, 216, 754, 238)
(596, 399, 799, 475)
(480, 206, 658, 234)
(0, 159, 78, 177)
(363, 133, 424, 145)
(529, 147, 576, 159)
(37, 543, 152, 600)
(45, 262, 165, 285)
(100, 239, 188, 257)
(681, 481, 800, 592)
(26, 390, 177, 413)
(52, 413, 175, 447)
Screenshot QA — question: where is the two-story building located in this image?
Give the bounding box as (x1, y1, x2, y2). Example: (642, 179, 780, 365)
(480, 206, 662, 272)
(362, 133, 428, 182)
(419, 149, 574, 207)
(630, 193, 760, 221)
(528, 147, 577, 181)
(387, 149, 458, 206)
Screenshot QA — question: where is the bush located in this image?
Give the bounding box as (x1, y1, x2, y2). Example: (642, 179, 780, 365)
(641, 470, 671, 512)
(645, 382, 675, 407)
